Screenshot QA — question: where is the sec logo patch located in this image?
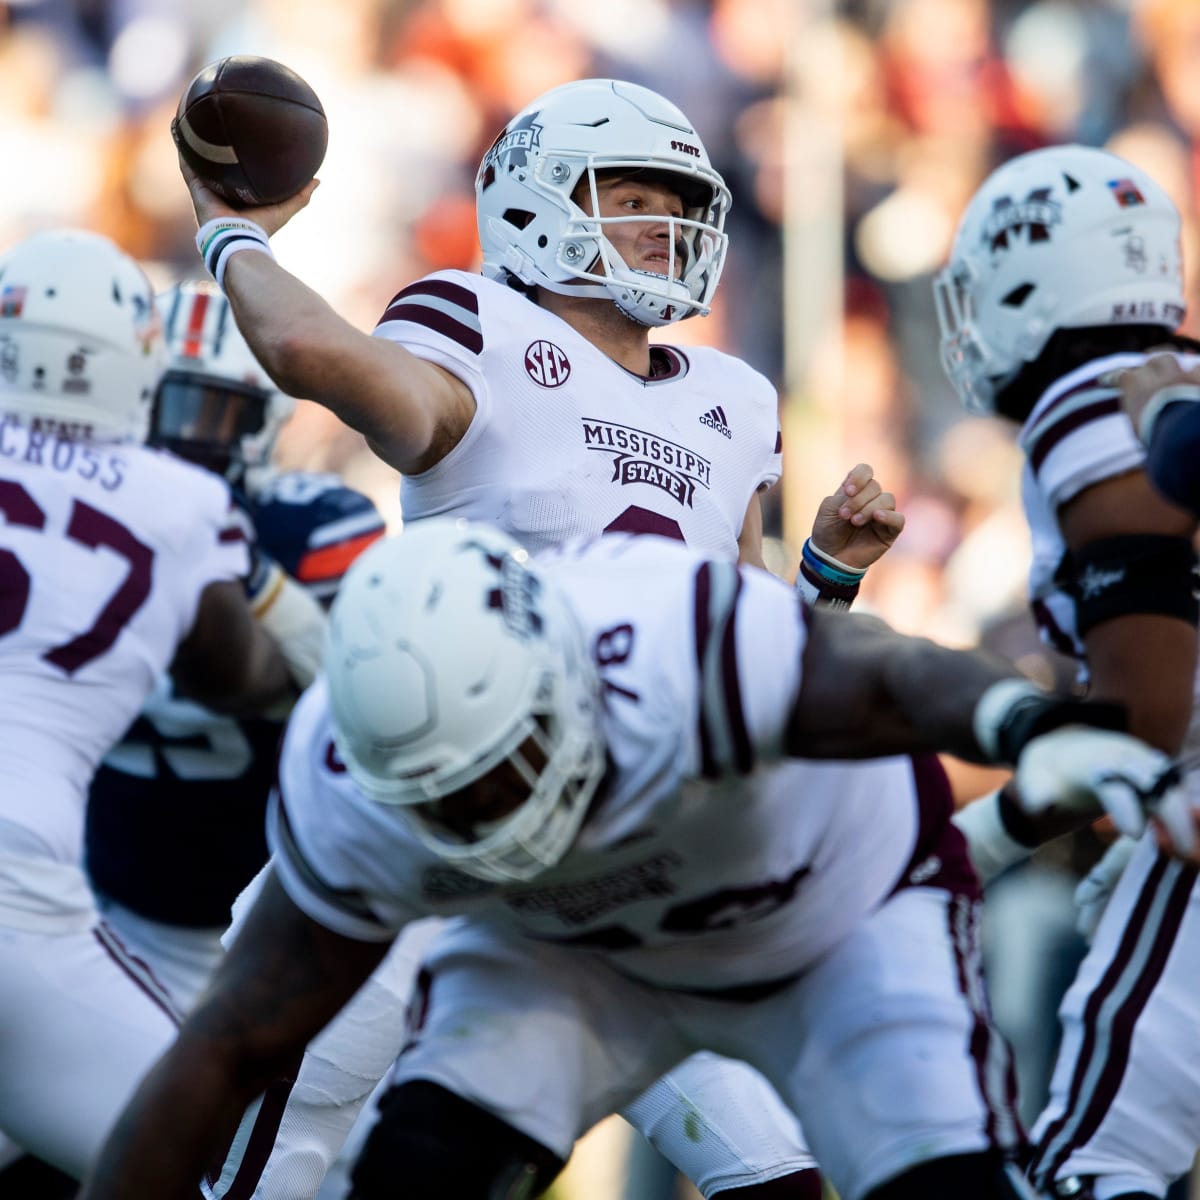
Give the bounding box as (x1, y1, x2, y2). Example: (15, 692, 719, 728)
(524, 340, 571, 388)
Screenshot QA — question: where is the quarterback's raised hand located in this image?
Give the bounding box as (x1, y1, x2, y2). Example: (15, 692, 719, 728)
(1015, 728, 1197, 859)
(179, 155, 319, 238)
(808, 463, 905, 571)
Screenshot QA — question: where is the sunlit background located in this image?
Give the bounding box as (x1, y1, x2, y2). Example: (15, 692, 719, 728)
(9, 0, 1200, 653)
(4, 0, 1199, 1196)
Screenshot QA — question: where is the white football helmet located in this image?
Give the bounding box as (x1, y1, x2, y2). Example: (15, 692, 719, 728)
(935, 145, 1185, 413)
(0, 228, 163, 442)
(153, 281, 295, 482)
(476, 77, 731, 327)
(326, 518, 606, 883)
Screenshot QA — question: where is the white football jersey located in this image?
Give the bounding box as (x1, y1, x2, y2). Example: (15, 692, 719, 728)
(1019, 349, 1200, 654)
(1019, 349, 1200, 746)
(374, 271, 781, 555)
(270, 536, 918, 992)
(0, 418, 249, 864)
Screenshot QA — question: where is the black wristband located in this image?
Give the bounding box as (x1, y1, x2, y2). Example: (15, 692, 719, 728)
(996, 786, 1042, 848)
(995, 693, 1127, 762)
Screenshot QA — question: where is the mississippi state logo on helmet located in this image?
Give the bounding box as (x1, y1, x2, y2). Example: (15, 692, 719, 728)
(476, 78, 731, 329)
(935, 144, 1185, 413)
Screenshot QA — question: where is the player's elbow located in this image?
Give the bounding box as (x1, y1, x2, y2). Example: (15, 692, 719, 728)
(255, 324, 326, 401)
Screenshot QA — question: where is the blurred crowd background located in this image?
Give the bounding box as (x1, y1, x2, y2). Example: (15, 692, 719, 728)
(4, 0, 1199, 1196)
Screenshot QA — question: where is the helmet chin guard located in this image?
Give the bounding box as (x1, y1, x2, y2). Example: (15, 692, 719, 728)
(935, 144, 1185, 413)
(476, 78, 731, 327)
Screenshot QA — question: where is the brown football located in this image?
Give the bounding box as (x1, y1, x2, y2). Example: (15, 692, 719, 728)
(172, 56, 328, 208)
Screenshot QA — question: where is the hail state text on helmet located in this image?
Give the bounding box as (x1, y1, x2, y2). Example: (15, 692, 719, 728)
(480, 112, 542, 183)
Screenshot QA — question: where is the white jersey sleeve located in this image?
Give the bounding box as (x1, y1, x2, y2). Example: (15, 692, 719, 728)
(1019, 350, 1199, 661)
(0, 422, 248, 862)
(374, 270, 779, 558)
(538, 535, 803, 781)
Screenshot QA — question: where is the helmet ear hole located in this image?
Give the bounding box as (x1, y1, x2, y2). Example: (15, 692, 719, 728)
(1002, 283, 1035, 308)
(503, 209, 535, 230)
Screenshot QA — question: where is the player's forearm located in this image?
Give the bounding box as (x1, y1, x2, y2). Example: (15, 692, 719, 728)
(221, 252, 364, 407)
(81, 1040, 257, 1200)
(220, 253, 443, 471)
(791, 610, 1022, 762)
(869, 639, 1025, 763)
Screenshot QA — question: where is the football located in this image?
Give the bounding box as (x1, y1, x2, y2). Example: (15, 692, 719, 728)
(172, 56, 328, 208)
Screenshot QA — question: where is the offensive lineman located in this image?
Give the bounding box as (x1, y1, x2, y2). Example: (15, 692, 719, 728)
(184, 78, 907, 1200)
(935, 143, 1200, 1199)
(0, 229, 296, 1179)
(85, 280, 385, 1007)
(81, 519, 1186, 1200)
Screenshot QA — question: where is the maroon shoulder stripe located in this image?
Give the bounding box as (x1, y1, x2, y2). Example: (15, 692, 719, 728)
(694, 562, 717, 778)
(693, 560, 753, 777)
(377, 279, 483, 355)
(1025, 376, 1121, 475)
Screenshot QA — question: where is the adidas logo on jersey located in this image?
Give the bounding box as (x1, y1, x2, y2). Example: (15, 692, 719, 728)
(699, 406, 731, 438)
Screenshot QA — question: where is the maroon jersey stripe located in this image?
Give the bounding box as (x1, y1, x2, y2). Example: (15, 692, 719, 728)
(1027, 387, 1121, 475)
(377, 279, 484, 355)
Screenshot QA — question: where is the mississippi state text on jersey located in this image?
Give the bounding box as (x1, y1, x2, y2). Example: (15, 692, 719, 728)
(374, 271, 781, 555)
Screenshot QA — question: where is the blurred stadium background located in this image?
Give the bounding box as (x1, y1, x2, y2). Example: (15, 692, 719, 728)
(4, 0, 1198, 1196)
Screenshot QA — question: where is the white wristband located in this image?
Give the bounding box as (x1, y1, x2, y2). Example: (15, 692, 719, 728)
(972, 678, 1043, 763)
(952, 789, 1031, 886)
(196, 217, 274, 289)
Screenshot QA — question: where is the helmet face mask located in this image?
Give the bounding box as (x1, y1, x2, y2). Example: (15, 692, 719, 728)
(326, 519, 606, 884)
(935, 144, 1186, 413)
(0, 229, 163, 443)
(476, 78, 731, 328)
(153, 281, 294, 483)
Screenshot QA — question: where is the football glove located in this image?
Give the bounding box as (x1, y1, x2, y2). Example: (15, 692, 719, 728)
(1015, 727, 1193, 856)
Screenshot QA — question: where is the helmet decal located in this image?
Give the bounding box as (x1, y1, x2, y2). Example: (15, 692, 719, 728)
(981, 187, 1062, 252)
(935, 145, 1186, 414)
(481, 109, 543, 180)
(0, 229, 164, 443)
